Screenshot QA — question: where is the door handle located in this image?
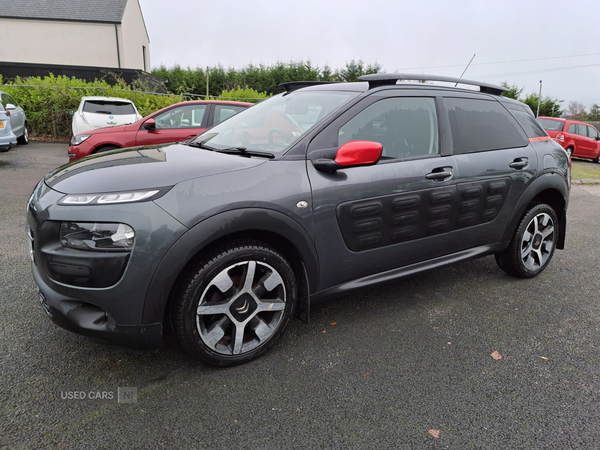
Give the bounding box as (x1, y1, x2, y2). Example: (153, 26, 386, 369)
(509, 158, 528, 169)
(425, 168, 453, 181)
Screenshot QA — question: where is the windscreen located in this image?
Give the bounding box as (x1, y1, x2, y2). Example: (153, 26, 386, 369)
(536, 118, 565, 132)
(83, 101, 137, 115)
(192, 90, 359, 154)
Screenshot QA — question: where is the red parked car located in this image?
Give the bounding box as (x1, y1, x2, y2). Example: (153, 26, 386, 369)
(68, 100, 253, 161)
(536, 117, 600, 163)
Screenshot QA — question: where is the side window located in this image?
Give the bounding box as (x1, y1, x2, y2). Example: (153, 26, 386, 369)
(587, 126, 599, 139)
(578, 124, 588, 137)
(446, 98, 527, 153)
(3, 94, 18, 107)
(338, 97, 438, 160)
(214, 104, 247, 125)
(507, 107, 547, 138)
(567, 123, 578, 134)
(154, 104, 207, 129)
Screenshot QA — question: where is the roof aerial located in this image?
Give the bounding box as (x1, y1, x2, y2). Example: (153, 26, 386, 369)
(358, 73, 507, 96)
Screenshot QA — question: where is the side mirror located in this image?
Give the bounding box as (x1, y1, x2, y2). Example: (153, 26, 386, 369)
(143, 119, 156, 130)
(312, 140, 382, 172)
(5, 103, 16, 110)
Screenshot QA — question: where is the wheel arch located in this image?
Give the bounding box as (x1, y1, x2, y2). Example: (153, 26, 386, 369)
(501, 175, 568, 250)
(92, 143, 122, 154)
(141, 208, 318, 325)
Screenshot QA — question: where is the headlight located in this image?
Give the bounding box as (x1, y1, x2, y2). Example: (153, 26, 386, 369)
(71, 134, 91, 146)
(60, 222, 134, 251)
(59, 188, 167, 205)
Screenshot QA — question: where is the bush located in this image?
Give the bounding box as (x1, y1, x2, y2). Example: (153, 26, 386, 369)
(217, 87, 268, 103)
(0, 74, 184, 138)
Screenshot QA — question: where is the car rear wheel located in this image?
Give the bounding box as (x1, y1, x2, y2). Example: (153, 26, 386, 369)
(495, 203, 558, 278)
(170, 240, 297, 366)
(565, 146, 573, 157)
(17, 124, 28, 145)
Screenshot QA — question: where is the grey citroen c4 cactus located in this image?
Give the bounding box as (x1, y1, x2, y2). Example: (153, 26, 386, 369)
(27, 74, 570, 366)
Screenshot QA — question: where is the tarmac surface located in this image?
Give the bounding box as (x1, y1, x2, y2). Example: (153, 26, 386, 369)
(1, 142, 599, 449)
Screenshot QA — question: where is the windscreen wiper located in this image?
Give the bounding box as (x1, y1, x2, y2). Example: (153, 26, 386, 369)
(188, 141, 274, 159)
(215, 147, 275, 159)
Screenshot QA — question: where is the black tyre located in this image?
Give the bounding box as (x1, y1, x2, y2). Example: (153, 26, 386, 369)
(495, 203, 558, 278)
(565, 146, 573, 157)
(94, 145, 119, 154)
(171, 240, 297, 366)
(17, 124, 28, 145)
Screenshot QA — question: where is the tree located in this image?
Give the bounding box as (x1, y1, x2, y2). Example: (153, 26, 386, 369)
(567, 101, 586, 120)
(587, 104, 600, 121)
(500, 82, 523, 100)
(336, 59, 381, 82)
(522, 93, 563, 117)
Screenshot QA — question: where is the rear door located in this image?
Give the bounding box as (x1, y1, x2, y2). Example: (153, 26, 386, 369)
(135, 103, 210, 146)
(441, 95, 538, 252)
(565, 123, 590, 157)
(585, 125, 600, 159)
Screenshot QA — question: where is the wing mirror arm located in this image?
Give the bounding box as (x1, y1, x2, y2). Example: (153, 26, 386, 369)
(313, 158, 342, 172)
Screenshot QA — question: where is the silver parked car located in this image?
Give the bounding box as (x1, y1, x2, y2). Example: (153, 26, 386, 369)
(0, 90, 28, 146)
(0, 107, 17, 151)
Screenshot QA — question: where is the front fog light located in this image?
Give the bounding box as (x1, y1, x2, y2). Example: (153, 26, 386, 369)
(60, 222, 134, 251)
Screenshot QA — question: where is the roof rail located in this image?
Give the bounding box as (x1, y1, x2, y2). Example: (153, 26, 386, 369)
(278, 81, 340, 93)
(358, 73, 507, 96)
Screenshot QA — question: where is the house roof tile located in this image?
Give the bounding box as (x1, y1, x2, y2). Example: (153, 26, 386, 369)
(0, 0, 128, 24)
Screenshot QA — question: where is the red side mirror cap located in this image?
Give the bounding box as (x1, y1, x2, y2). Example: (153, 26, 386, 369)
(335, 140, 382, 167)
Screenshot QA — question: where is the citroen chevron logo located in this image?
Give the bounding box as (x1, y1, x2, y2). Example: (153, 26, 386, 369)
(236, 299, 250, 314)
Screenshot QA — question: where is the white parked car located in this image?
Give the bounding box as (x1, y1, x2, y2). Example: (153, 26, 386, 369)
(72, 96, 142, 136)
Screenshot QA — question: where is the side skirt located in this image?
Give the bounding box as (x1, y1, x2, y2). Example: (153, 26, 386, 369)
(309, 243, 506, 304)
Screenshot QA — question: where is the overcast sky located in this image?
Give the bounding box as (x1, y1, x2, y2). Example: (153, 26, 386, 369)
(139, 0, 600, 109)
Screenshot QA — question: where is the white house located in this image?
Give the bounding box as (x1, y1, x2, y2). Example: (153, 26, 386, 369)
(0, 0, 151, 72)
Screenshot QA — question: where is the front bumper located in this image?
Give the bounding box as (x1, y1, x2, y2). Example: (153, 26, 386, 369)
(26, 181, 187, 350)
(32, 265, 163, 350)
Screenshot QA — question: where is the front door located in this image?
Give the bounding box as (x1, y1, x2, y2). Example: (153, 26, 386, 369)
(135, 103, 209, 146)
(307, 93, 459, 291)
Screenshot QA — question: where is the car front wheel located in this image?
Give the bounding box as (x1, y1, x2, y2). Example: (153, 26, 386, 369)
(495, 203, 558, 278)
(171, 240, 297, 366)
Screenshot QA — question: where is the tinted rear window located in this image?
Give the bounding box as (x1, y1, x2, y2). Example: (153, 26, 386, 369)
(83, 100, 136, 115)
(537, 118, 565, 132)
(446, 98, 527, 154)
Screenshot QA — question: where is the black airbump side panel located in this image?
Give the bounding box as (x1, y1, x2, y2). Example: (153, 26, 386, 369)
(336, 178, 512, 251)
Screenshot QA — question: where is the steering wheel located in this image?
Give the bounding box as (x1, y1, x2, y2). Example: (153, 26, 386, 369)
(268, 129, 290, 144)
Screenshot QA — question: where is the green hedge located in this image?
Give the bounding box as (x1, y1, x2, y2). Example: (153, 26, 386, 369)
(1, 74, 268, 139)
(1, 74, 184, 138)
